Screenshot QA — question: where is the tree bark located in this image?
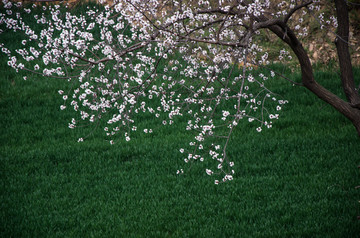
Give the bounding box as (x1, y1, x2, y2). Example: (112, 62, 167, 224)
(334, 0, 360, 108)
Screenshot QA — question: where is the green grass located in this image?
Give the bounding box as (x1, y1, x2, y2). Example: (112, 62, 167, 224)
(1, 60, 360, 238)
(1, 6, 360, 238)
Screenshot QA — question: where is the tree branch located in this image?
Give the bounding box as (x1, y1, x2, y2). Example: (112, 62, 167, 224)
(284, 1, 313, 24)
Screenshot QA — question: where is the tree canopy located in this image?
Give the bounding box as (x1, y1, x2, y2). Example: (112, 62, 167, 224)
(1, 0, 359, 183)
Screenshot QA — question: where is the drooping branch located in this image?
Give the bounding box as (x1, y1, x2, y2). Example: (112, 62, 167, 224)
(2, 0, 360, 184)
(69, 52, 111, 65)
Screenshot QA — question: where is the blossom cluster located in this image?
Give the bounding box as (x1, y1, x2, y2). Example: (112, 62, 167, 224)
(1, 0, 326, 183)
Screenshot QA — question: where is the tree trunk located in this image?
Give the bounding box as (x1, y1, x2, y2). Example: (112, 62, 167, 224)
(334, 0, 360, 107)
(261, 0, 360, 136)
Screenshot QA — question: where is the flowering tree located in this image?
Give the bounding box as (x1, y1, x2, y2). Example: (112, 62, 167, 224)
(1, 0, 359, 183)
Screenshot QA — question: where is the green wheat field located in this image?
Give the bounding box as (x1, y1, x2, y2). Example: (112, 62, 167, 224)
(1, 3, 359, 237)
